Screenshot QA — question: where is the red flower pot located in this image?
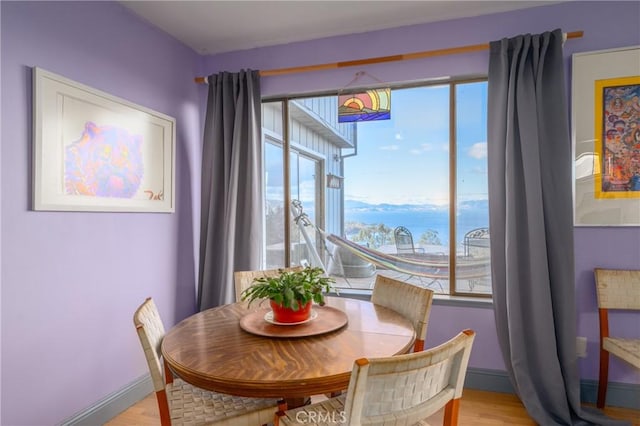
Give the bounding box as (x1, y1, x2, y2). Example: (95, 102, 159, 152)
(270, 299, 312, 323)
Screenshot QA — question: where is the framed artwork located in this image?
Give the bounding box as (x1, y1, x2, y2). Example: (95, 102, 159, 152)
(572, 46, 640, 226)
(32, 67, 175, 212)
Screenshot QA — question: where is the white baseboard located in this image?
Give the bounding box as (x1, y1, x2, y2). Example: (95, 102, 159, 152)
(579, 378, 640, 409)
(465, 368, 639, 410)
(59, 374, 152, 426)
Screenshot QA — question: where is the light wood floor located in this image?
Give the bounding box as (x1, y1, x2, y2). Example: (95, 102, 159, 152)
(106, 389, 639, 425)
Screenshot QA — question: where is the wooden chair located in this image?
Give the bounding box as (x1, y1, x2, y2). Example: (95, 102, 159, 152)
(275, 330, 476, 426)
(234, 266, 304, 302)
(133, 297, 278, 425)
(371, 275, 434, 352)
(594, 268, 640, 409)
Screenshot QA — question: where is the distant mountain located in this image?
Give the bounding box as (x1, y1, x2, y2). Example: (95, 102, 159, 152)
(273, 198, 488, 218)
(344, 199, 488, 212)
(457, 199, 490, 211)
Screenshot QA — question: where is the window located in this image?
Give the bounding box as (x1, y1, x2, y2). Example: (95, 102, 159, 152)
(262, 79, 491, 297)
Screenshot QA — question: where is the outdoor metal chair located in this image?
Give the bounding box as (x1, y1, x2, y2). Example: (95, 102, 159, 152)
(462, 227, 489, 258)
(394, 226, 425, 255)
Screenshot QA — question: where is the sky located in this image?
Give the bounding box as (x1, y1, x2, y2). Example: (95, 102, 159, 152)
(263, 81, 489, 208)
(343, 81, 488, 206)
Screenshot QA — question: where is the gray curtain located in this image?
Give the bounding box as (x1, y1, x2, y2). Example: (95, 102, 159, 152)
(198, 70, 263, 310)
(487, 30, 628, 425)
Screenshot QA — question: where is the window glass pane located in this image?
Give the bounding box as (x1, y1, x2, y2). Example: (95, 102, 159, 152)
(286, 97, 352, 271)
(265, 141, 285, 268)
(455, 82, 491, 294)
(290, 152, 320, 267)
(263, 102, 285, 269)
(342, 85, 450, 292)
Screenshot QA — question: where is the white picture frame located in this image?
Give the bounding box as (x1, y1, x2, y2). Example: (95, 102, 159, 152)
(572, 46, 640, 226)
(32, 67, 175, 212)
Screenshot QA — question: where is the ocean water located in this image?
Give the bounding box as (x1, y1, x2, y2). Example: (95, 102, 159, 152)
(344, 201, 489, 246)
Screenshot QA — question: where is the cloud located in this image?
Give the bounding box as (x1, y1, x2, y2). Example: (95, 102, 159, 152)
(380, 144, 399, 151)
(470, 166, 487, 175)
(395, 133, 403, 140)
(409, 143, 433, 155)
(468, 142, 487, 159)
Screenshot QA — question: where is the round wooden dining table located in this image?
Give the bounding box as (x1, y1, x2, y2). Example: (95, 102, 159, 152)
(161, 296, 415, 400)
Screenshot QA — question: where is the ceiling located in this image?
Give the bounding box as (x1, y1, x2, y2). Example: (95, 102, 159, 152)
(120, 1, 560, 55)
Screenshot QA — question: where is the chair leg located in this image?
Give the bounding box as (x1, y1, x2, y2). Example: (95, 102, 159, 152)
(443, 398, 460, 426)
(274, 399, 288, 426)
(597, 349, 610, 409)
(163, 359, 174, 385)
(156, 389, 172, 426)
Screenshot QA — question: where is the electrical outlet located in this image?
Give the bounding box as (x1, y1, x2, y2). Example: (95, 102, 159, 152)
(576, 336, 587, 358)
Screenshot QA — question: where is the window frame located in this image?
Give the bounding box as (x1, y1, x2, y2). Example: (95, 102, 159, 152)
(263, 76, 491, 299)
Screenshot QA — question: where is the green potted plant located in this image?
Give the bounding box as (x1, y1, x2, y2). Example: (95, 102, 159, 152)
(241, 266, 336, 323)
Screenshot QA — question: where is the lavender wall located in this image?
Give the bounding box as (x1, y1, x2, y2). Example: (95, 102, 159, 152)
(1, 1, 638, 424)
(205, 1, 640, 383)
(1, 2, 203, 425)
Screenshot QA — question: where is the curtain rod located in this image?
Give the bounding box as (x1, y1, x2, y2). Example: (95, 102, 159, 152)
(194, 30, 583, 83)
